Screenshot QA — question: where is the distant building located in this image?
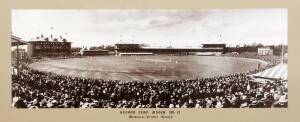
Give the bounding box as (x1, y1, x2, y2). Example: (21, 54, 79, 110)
(11, 35, 28, 75)
(27, 35, 71, 58)
(201, 44, 226, 54)
(257, 46, 273, 56)
(80, 48, 109, 56)
(71, 47, 82, 55)
(193, 44, 226, 56)
(202, 44, 226, 49)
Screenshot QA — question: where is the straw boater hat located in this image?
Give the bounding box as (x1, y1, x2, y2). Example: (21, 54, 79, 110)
(215, 101, 223, 108)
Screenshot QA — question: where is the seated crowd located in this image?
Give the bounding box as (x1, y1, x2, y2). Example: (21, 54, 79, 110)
(11, 54, 287, 108)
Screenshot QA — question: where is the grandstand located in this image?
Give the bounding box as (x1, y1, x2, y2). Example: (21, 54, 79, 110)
(27, 35, 71, 58)
(114, 43, 226, 56)
(80, 48, 109, 56)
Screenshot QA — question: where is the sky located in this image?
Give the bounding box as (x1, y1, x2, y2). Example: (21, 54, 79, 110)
(11, 9, 287, 48)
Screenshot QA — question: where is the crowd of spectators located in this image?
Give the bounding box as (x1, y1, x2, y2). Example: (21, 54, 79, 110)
(11, 53, 287, 108)
(12, 71, 287, 108)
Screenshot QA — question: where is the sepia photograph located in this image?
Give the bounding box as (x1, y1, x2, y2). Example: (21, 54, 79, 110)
(11, 9, 288, 109)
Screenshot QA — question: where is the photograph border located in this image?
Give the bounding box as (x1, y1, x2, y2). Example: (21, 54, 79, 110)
(0, 0, 299, 122)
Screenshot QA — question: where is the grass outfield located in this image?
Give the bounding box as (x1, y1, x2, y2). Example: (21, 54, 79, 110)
(29, 56, 267, 81)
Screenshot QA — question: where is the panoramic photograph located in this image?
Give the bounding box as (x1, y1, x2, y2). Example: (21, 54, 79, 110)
(11, 9, 287, 108)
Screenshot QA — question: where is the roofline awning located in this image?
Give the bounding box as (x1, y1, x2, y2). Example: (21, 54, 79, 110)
(11, 35, 27, 46)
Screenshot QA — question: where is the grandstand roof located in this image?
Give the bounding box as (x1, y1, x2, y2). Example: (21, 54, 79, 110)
(11, 35, 27, 46)
(142, 47, 202, 49)
(253, 63, 287, 80)
(83, 49, 109, 52)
